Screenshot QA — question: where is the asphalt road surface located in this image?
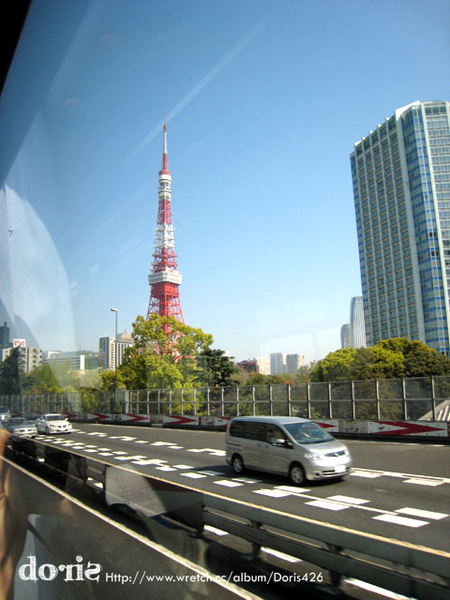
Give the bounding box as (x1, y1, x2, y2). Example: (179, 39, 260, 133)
(32, 423, 450, 554)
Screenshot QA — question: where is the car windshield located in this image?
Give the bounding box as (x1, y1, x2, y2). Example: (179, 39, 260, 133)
(284, 422, 334, 445)
(47, 415, 65, 421)
(9, 419, 27, 425)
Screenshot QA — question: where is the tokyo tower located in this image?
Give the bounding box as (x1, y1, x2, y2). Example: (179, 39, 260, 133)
(147, 121, 184, 323)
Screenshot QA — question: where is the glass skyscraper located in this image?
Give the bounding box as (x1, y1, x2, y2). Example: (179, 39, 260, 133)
(351, 101, 450, 355)
(350, 296, 366, 348)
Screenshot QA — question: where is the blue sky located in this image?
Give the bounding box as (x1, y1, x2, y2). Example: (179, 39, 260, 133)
(2, 0, 450, 364)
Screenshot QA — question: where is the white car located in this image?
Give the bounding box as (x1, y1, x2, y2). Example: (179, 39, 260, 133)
(0, 406, 11, 423)
(36, 413, 72, 435)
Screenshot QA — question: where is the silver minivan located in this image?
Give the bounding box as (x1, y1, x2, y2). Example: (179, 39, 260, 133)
(226, 416, 352, 485)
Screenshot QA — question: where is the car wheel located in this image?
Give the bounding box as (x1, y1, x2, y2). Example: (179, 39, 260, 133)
(289, 462, 306, 485)
(231, 454, 245, 475)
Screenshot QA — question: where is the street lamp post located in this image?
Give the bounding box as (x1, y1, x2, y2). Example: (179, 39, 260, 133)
(110, 308, 118, 404)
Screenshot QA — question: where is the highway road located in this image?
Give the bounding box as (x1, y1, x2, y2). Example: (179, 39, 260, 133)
(30, 423, 450, 555)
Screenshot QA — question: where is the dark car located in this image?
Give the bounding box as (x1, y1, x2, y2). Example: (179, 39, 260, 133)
(5, 417, 37, 438)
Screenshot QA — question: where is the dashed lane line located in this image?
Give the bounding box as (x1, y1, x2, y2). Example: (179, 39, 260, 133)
(373, 514, 428, 528)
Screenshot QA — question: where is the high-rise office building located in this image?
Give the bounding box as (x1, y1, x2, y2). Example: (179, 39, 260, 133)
(0, 322, 11, 349)
(270, 352, 286, 375)
(286, 354, 305, 372)
(350, 296, 366, 348)
(340, 323, 351, 349)
(351, 101, 450, 354)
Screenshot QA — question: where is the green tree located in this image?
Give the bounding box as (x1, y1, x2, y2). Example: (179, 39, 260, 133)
(0, 348, 22, 394)
(378, 338, 450, 377)
(196, 348, 239, 387)
(311, 337, 450, 382)
(311, 347, 360, 381)
(23, 364, 63, 394)
(119, 314, 213, 390)
(99, 369, 126, 392)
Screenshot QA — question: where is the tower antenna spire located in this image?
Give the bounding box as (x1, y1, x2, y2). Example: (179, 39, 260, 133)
(161, 116, 169, 173)
(147, 120, 184, 324)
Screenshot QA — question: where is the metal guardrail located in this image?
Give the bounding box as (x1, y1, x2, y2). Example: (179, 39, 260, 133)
(7, 436, 450, 599)
(2, 375, 450, 421)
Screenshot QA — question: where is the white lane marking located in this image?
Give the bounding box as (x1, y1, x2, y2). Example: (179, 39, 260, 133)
(155, 466, 177, 472)
(234, 477, 263, 484)
(181, 473, 207, 479)
(108, 436, 137, 441)
(277, 486, 311, 494)
(111, 451, 128, 455)
(373, 514, 428, 528)
(201, 470, 224, 476)
(172, 465, 193, 470)
(404, 478, 443, 487)
(167, 446, 184, 450)
(351, 468, 449, 485)
(84, 449, 99, 453)
(57, 440, 80, 445)
(396, 507, 448, 520)
(272, 487, 442, 522)
(131, 459, 167, 466)
(86, 432, 108, 437)
(187, 448, 226, 456)
(350, 470, 382, 479)
(327, 495, 370, 505)
(113, 454, 146, 462)
(98, 452, 114, 456)
(151, 441, 177, 446)
(254, 489, 291, 498)
(305, 500, 349, 511)
(134, 440, 149, 444)
(214, 481, 244, 488)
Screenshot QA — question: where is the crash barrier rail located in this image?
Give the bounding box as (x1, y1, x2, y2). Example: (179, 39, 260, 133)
(2, 457, 249, 600)
(204, 495, 450, 600)
(8, 437, 450, 600)
(2, 375, 450, 422)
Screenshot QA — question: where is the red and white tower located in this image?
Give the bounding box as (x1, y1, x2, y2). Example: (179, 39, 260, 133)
(147, 122, 184, 323)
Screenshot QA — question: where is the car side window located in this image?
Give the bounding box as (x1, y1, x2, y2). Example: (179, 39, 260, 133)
(244, 422, 266, 441)
(266, 425, 287, 446)
(229, 421, 245, 437)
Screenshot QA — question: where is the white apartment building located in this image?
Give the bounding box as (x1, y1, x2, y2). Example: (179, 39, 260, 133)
(99, 332, 133, 370)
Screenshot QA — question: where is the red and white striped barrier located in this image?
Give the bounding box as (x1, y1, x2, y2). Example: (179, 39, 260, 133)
(338, 419, 448, 436)
(314, 420, 340, 433)
(199, 416, 231, 428)
(109, 413, 151, 424)
(74, 413, 449, 437)
(85, 412, 111, 422)
(163, 415, 199, 427)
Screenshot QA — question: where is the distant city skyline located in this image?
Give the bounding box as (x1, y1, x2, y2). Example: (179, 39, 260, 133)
(1, 1, 449, 365)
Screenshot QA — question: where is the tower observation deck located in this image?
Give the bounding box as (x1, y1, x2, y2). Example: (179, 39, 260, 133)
(147, 122, 184, 323)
